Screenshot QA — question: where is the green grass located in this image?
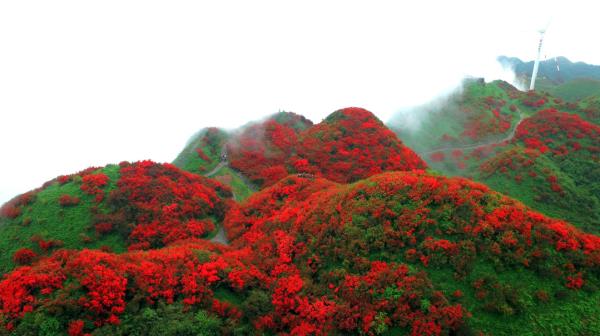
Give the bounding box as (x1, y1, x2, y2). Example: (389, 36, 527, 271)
(538, 78, 600, 102)
(211, 166, 255, 202)
(431, 261, 600, 335)
(0, 165, 126, 274)
(473, 142, 600, 233)
(213, 286, 243, 306)
(173, 128, 228, 175)
(394, 80, 526, 153)
(363, 244, 600, 335)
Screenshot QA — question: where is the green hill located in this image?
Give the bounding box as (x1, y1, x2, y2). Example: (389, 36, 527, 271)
(0, 162, 231, 274)
(173, 127, 229, 176)
(390, 80, 600, 232)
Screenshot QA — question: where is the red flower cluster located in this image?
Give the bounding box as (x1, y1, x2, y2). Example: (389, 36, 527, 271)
(0, 241, 258, 330)
(59, 194, 80, 207)
(104, 161, 231, 250)
(228, 108, 426, 187)
(0, 192, 36, 219)
(515, 109, 600, 156)
(227, 112, 313, 186)
(12, 248, 37, 266)
(80, 173, 109, 203)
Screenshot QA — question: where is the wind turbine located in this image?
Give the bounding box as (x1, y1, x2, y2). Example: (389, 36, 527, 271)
(529, 19, 553, 91)
(529, 28, 546, 91)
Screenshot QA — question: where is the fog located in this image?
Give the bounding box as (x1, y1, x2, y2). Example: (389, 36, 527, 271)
(1, 0, 598, 204)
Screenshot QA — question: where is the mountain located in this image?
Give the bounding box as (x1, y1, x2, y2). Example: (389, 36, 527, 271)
(498, 56, 600, 101)
(390, 80, 600, 232)
(498, 56, 600, 83)
(1, 107, 599, 335)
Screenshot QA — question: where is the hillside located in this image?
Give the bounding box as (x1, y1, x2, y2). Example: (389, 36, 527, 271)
(0, 161, 231, 274)
(476, 109, 600, 231)
(0, 107, 599, 335)
(545, 78, 600, 102)
(390, 80, 600, 231)
(173, 127, 230, 176)
(3, 171, 600, 335)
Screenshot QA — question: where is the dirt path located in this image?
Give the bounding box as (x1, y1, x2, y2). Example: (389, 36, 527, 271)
(207, 145, 234, 245)
(417, 112, 525, 156)
(204, 162, 226, 178)
(203, 145, 228, 177)
(210, 209, 230, 245)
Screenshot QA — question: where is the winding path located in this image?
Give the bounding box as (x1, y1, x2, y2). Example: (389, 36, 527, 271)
(203, 145, 228, 178)
(416, 112, 525, 156)
(207, 145, 235, 245)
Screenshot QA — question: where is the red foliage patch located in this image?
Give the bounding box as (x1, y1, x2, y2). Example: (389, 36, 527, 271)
(12, 248, 37, 266)
(515, 109, 600, 155)
(228, 108, 426, 187)
(430, 152, 445, 162)
(80, 173, 109, 203)
(297, 108, 426, 183)
(103, 161, 231, 250)
(59, 194, 80, 207)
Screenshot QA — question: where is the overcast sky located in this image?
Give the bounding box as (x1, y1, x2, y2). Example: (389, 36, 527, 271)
(0, 0, 598, 204)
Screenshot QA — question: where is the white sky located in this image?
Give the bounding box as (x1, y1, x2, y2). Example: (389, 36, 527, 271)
(1, 0, 598, 204)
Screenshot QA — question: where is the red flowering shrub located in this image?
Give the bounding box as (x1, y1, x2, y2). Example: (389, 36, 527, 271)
(226, 112, 312, 187)
(297, 107, 426, 183)
(80, 173, 109, 203)
(68, 320, 85, 336)
(12, 248, 37, 265)
(225, 171, 600, 334)
(228, 108, 426, 187)
(103, 161, 231, 249)
(195, 148, 211, 162)
(31, 235, 64, 252)
(515, 109, 599, 154)
(94, 222, 113, 235)
(0, 240, 264, 329)
(430, 152, 445, 162)
(0, 192, 36, 219)
(59, 194, 80, 207)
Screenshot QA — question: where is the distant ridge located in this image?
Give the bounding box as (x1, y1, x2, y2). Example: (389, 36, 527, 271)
(498, 56, 600, 83)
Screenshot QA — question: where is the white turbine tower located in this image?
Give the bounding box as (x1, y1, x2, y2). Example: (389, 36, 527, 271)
(529, 29, 546, 91)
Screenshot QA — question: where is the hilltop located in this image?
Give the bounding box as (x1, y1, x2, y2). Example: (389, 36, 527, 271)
(175, 108, 426, 188)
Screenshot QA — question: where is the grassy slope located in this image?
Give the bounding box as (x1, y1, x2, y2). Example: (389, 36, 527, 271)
(534, 77, 600, 102)
(551, 78, 600, 102)
(391, 80, 599, 232)
(395, 80, 552, 154)
(0, 165, 125, 274)
(425, 260, 600, 335)
(211, 166, 255, 202)
(173, 128, 229, 175)
(474, 147, 600, 232)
